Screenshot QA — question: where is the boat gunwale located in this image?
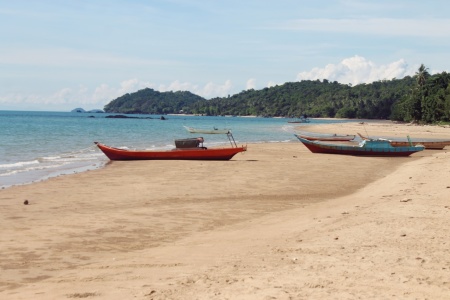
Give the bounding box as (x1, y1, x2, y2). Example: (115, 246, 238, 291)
(357, 133, 450, 150)
(295, 132, 356, 141)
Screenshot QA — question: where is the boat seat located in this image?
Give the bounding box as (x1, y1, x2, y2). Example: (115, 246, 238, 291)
(174, 137, 204, 148)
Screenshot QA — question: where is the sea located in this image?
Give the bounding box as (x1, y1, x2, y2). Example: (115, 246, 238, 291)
(0, 110, 351, 189)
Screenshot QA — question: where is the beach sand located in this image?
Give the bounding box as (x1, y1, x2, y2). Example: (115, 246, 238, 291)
(1, 121, 449, 299)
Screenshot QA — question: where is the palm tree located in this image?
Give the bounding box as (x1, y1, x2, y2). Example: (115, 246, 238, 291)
(411, 64, 430, 122)
(416, 64, 430, 88)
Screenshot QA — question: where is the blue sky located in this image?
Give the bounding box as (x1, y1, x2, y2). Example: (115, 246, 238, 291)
(1, 0, 450, 111)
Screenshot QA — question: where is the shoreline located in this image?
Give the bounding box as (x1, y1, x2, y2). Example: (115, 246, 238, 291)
(0, 160, 106, 191)
(1, 122, 449, 299)
(2, 117, 446, 190)
(299, 119, 450, 138)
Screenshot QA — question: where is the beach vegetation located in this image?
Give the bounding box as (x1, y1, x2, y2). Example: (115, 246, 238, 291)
(391, 66, 450, 123)
(104, 68, 450, 124)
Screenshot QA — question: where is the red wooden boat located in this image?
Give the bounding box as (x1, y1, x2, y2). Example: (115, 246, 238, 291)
(295, 135, 424, 156)
(95, 137, 246, 161)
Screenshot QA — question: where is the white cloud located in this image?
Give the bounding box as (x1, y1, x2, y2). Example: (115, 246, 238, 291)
(158, 80, 199, 93)
(201, 80, 233, 98)
(246, 78, 256, 90)
(157, 80, 234, 98)
(93, 84, 116, 102)
(0, 56, 431, 110)
(296, 56, 417, 85)
(267, 81, 279, 88)
(0, 79, 236, 110)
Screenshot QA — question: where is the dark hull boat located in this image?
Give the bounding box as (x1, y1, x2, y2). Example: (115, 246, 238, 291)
(295, 135, 424, 156)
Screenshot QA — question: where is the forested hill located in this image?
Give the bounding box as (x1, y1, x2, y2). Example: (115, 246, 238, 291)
(191, 78, 415, 119)
(104, 88, 205, 114)
(103, 68, 450, 123)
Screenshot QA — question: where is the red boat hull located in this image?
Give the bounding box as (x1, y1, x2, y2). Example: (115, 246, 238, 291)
(95, 142, 246, 161)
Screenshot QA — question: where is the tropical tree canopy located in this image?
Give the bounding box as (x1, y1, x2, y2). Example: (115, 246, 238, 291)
(104, 67, 450, 124)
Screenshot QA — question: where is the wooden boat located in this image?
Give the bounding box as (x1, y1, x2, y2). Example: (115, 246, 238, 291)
(287, 117, 310, 123)
(357, 133, 450, 150)
(95, 138, 246, 161)
(295, 134, 424, 156)
(296, 132, 355, 141)
(184, 126, 230, 134)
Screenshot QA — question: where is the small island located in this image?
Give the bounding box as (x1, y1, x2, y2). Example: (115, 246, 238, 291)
(71, 108, 104, 113)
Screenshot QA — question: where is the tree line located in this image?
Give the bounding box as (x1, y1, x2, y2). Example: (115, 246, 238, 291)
(104, 65, 450, 123)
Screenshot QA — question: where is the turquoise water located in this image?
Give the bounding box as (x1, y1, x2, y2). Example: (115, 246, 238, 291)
(0, 111, 350, 188)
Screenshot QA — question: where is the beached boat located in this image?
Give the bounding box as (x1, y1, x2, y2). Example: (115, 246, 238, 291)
(287, 117, 310, 123)
(95, 137, 246, 161)
(184, 126, 230, 134)
(357, 133, 450, 150)
(296, 132, 356, 141)
(295, 134, 424, 156)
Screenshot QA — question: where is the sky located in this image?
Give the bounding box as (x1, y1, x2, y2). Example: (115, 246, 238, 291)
(1, 0, 450, 111)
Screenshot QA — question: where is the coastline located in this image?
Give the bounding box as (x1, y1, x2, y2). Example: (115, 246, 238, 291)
(1, 122, 449, 299)
(299, 119, 450, 139)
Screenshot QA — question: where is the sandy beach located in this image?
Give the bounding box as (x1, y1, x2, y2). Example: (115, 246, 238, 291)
(1, 121, 449, 299)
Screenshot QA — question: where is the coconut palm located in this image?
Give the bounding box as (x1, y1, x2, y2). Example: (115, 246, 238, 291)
(411, 64, 431, 122)
(416, 64, 430, 88)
